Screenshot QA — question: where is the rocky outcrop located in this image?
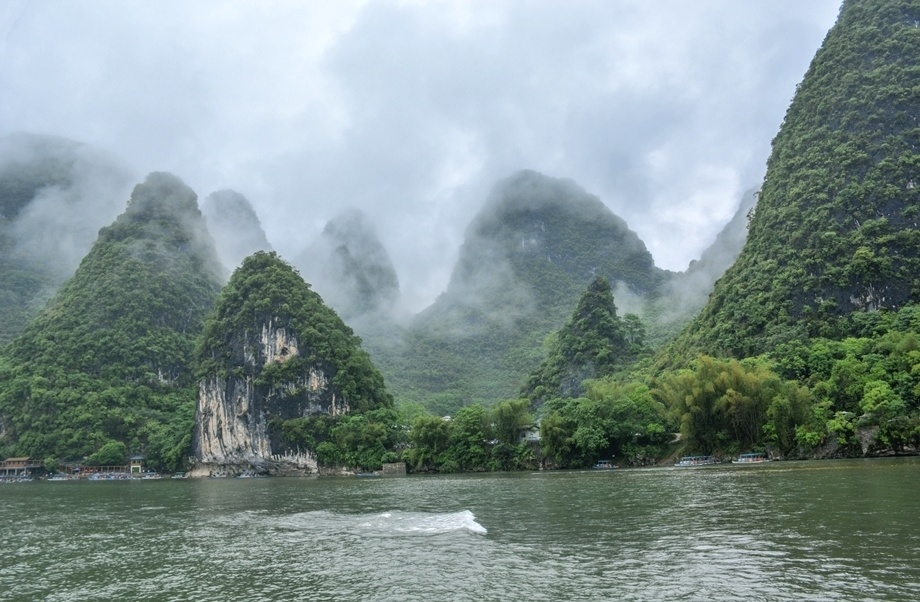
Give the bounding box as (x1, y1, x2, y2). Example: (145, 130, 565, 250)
(189, 251, 392, 476)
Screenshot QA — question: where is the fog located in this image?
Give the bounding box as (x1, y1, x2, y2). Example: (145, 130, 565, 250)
(0, 133, 133, 277)
(0, 0, 842, 312)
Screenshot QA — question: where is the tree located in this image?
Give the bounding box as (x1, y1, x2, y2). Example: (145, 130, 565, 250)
(407, 414, 452, 472)
(491, 398, 532, 446)
(447, 404, 491, 471)
(85, 440, 126, 466)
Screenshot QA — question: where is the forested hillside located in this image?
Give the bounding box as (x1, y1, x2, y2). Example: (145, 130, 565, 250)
(630, 0, 920, 461)
(0, 173, 224, 470)
(668, 0, 920, 361)
(4, 1, 917, 475)
(523, 276, 645, 408)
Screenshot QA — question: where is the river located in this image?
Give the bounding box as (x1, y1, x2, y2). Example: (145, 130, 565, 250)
(2, 457, 919, 601)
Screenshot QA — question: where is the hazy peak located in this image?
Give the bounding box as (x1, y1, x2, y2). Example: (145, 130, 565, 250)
(202, 188, 272, 271)
(126, 172, 200, 220)
(294, 207, 400, 321)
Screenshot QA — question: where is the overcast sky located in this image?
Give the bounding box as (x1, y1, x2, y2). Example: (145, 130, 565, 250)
(0, 0, 842, 311)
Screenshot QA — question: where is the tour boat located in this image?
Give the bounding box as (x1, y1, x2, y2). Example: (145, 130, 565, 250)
(674, 455, 717, 467)
(732, 452, 770, 464)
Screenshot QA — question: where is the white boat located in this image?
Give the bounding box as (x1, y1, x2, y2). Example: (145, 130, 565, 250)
(592, 459, 616, 470)
(674, 455, 717, 467)
(732, 452, 770, 465)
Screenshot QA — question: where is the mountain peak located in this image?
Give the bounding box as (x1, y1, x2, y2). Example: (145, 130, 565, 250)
(125, 172, 200, 221)
(294, 208, 400, 321)
(0, 173, 225, 467)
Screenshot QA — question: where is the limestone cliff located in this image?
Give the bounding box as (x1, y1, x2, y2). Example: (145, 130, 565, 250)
(191, 251, 392, 476)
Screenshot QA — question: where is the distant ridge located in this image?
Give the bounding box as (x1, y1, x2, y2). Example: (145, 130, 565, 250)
(293, 208, 400, 322)
(0, 133, 133, 345)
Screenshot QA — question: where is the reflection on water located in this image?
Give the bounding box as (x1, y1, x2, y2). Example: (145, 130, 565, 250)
(2, 458, 919, 601)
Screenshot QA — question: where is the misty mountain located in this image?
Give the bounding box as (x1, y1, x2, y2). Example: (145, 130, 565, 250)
(201, 189, 273, 272)
(431, 170, 665, 324)
(0, 172, 225, 468)
(0, 133, 133, 344)
(646, 188, 758, 344)
(293, 208, 400, 322)
(667, 0, 920, 361)
(375, 170, 668, 414)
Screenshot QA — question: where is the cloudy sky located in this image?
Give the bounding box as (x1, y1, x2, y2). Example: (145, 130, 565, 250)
(0, 0, 842, 311)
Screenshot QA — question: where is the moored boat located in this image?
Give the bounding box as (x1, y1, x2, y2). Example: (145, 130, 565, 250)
(674, 455, 717, 467)
(732, 452, 770, 464)
(593, 459, 615, 470)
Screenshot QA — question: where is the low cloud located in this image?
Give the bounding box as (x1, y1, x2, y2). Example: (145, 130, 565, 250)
(0, 0, 842, 311)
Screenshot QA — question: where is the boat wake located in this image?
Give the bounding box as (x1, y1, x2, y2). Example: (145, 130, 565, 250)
(360, 510, 487, 536)
(229, 508, 488, 538)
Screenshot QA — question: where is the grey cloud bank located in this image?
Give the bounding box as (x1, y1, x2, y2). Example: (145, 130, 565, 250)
(0, 0, 842, 311)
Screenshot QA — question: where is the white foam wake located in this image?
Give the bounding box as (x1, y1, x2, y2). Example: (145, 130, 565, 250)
(361, 510, 487, 535)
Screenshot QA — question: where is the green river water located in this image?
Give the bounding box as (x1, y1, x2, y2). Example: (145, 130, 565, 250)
(2, 457, 919, 601)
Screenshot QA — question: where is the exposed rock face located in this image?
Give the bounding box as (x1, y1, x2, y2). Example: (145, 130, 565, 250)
(190, 251, 392, 476)
(195, 321, 350, 467)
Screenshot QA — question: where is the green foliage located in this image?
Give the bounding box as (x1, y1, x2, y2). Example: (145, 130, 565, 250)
(277, 408, 405, 471)
(373, 170, 667, 414)
(331, 409, 401, 471)
(85, 440, 126, 466)
(405, 414, 453, 472)
(491, 398, 532, 446)
(650, 301, 920, 458)
(539, 380, 670, 468)
(399, 399, 539, 473)
(445, 404, 492, 472)
(654, 356, 803, 454)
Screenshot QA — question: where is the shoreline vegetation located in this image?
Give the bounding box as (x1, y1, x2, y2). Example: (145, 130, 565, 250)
(7, 449, 920, 483)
